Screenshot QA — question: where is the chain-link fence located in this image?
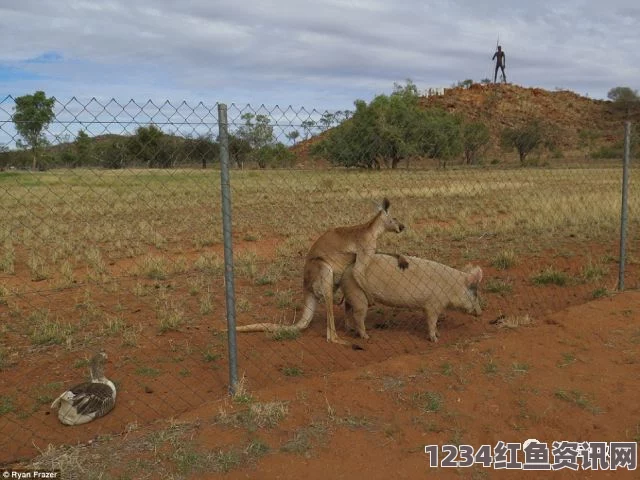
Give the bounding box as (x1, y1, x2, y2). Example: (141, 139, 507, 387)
(0, 95, 637, 465)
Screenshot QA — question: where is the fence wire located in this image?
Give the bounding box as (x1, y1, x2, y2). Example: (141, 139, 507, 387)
(0, 96, 637, 465)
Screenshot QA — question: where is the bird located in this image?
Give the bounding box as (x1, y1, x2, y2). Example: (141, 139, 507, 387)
(51, 351, 116, 426)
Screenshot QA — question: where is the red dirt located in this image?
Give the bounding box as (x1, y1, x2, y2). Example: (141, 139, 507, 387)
(199, 290, 640, 479)
(1, 234, 639, 474)
(8, 289, 638, 478)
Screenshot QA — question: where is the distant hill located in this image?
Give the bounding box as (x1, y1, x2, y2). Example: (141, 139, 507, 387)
(294, 83, 638, 167)
(423, 83, 635, 154)
(2, 84, 636, 170)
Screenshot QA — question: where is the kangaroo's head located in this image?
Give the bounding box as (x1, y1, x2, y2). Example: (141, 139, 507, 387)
(378, 197, 405, 233)
(462, 266, 483, 316)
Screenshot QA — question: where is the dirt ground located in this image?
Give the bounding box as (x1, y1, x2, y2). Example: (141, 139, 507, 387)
(1, 233, 637, 462)
(1, 232, 638, 478)
(197, 290, 640, 480)
(8, 288, 639, 479)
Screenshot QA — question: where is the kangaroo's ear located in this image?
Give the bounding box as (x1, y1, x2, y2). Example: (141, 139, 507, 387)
(465, 267, 483, 286)
(382, 197, 390, 212)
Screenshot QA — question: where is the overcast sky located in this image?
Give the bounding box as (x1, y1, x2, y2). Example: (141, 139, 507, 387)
(1, 0, 639, 111)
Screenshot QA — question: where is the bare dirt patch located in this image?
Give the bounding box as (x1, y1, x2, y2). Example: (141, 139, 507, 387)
(12, 291, 639, 478)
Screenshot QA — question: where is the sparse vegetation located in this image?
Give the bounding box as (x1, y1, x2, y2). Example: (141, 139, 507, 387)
(500, 119, 551, 164)
(138, 255, 170, 280)
(462, 121, 491, 164)
(607, 86, 640, 118)
(203, 348, 221, 363)
(557, 353, 576, 368)
(581, 260, 608, 282)
(0, 285, 9, 306)
(135, 366, 161, 377)
(484, 278, 513, 294)
(440, 362, 453, 376)
(157, 301, 187, 333)
(511, 362, 530, 374)
(494, 314, 532, 329)
(413, 391, 443, 413)
(491, 250, 517, 270)
(270, 328, 300, 341)
(532, 267, 569, 286)
(282, 366, 303, 377)
(311, 80, 462, 168)
(554, 389, 601, 414)
(28, 310, 75, 346)
(218, 401, 289, 431)
(281, 422, 328, 455)
(591, 287, 609, 299)
(0, 239, 15, 274)
(0, 396, 15, 416)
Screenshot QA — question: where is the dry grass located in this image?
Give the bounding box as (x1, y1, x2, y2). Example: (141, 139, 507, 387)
(493, 314, 533, 329)
(0, 166, 636, 470)
(1, 168, 633, 300)
(137, 254, 171, 280)
(0, 238, 15, 274)
(157, 300, 187, 333)
(27, 310, 75, 346)
(217, 401, 289, 430)
(532, 267, 570, 286)
(491, 249, 517, 270)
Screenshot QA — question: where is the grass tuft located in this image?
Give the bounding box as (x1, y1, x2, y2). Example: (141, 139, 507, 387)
(270, 328, 300, 341)
(532, 267, 568, 286)
(484, 278, 513, 294)
(491, 250, 517, 270)
(412, 391, 443, 413)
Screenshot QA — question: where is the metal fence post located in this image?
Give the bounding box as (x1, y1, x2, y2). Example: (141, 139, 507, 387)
(618, 121, 632, 291)
(218, 103, 239, 394)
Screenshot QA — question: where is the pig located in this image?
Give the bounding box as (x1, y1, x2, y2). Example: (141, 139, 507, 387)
(341, 254, 483, 342)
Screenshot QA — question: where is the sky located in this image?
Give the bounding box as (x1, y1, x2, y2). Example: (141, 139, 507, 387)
(0, 0, 639, 139)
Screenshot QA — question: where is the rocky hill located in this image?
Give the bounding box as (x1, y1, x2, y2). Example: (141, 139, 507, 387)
(422, 83, 635, 155)
(296, 83, 637, 166)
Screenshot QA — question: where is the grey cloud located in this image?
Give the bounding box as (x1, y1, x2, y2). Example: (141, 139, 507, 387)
(0, 0, 638, 108)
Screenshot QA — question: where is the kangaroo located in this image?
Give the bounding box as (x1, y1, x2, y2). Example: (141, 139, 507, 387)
(235, 198, 406, 344)
(341, 254, 483, 342)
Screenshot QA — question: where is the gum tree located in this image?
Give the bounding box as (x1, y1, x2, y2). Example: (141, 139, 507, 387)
(12, 91, 56, 170)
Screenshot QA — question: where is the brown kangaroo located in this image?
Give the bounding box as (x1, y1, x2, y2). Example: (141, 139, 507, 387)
(235, 198, 406, 344)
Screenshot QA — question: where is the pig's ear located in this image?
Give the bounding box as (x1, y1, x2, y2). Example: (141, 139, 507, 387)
(465, 267, 483, 287)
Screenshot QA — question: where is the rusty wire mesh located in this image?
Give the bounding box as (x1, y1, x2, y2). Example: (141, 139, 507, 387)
(0, 95, 637, 465)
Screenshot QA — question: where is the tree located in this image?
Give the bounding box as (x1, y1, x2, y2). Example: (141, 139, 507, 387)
(184, 133, 219, 168)
(12, 91, 56, 170)
(236, 113, 277, 168)
(457, 79, 474, 89)
(128, 124, 173, 167)
(607, 86, 640, 118)
(0, 145, 8, 170)
(311, 79, 462, 169)
(462, 121, 491, 164)
(228, 134, 251, 169)
(319, 112, 336, 131)
(237, 113, 274, 150)
(74, 130, 92, 167)
(501, 119, 547, 164)
(301, 119, 316, 140)
(99, 140, 128, 169)
(253, 143, 296, 168)
(285, 130, 300, 145)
